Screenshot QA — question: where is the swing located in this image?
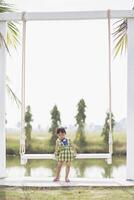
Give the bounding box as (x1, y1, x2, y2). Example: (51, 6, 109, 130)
(20, 10, 113, 165)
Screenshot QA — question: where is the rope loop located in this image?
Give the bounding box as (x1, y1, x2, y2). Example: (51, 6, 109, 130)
(22, 11, 26, 22)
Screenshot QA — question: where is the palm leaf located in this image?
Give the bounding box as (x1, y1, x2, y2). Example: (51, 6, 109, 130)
(0, 0, 15, 12)
(112, 18, 127, 58)
(6, 77, 21, 108)
(0, 31, 10, 54)
(7, 21, 20, 50)
(0, 0, 20, 51)
(0, 1, 21, 107)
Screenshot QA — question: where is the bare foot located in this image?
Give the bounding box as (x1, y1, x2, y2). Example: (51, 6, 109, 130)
(53, 177, 60, 182)
(65, 178, 70, 182)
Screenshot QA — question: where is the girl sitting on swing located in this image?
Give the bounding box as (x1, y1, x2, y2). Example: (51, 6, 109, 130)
(53, 127, 77, 182)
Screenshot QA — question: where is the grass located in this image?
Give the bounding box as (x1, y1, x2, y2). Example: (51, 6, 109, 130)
(6, 131, 126, 156)
(0, 186, 134, 200)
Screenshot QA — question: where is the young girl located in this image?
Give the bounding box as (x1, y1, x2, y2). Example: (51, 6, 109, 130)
(53, 127, 77, 182)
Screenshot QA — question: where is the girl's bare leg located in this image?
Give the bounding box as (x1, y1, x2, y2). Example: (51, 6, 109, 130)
(65, 161, 71, 182)
(53, 161, 63, 181)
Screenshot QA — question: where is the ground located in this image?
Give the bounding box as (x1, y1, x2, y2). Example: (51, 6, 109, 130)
(0, 187, 134, 200)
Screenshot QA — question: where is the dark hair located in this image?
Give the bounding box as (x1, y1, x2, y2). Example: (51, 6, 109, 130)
(56, 127, 66, 135)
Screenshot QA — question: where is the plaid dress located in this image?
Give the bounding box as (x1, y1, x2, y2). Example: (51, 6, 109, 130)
(54, 137, 76, 162)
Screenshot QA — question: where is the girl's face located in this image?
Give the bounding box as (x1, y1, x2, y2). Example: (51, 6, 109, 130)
(58, 132, 66, 140)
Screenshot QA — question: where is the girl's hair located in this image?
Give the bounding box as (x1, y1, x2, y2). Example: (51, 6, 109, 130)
(56, 127, 66, 135)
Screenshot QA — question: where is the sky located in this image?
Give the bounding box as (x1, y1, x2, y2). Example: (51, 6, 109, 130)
(5, 0, 133, 129)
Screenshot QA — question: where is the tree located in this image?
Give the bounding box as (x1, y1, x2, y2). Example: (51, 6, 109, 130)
(25, 105, 33, 153)
(101, 112, 115, 148)
(49, 105, 61, 145)
(74, 98, 87, 147)
(0, 1, 20, 107)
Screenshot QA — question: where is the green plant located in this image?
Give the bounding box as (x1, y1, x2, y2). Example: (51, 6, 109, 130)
(74, 99, 87, 147)
(25, 105, 33, 153)
(49, 105, 61, 145)
(0, 1, 20, 107)
(113, 18, 127, 57)
(101, 112, 115, 149)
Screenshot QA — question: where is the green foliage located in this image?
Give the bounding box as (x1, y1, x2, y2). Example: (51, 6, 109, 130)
(6, 132, 126, 155)
(74, 99, 87, 147)
(101, 112, 115, 148)
(0, 0, 20, 50)
(111, 8, 134, 58)
(49, 105, 61, 145)
(112, 7, 134, 58)
(0, 1, 20, 107)
(6, 78, 21, 108)
(25, 105, 33, 153)
(113, 18, 127, 58)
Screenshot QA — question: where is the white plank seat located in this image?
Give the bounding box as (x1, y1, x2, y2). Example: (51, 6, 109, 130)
(21, 153, 112, 165)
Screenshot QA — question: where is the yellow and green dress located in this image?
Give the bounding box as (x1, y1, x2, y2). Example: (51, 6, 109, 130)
(54, 137, 76, 162)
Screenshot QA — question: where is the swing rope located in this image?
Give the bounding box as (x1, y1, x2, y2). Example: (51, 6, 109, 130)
(107, 9, 113, 155)
(20, 12, 26, 156)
